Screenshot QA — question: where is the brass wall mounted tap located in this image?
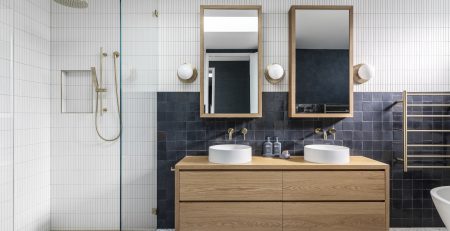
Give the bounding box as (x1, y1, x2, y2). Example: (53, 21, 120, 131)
(327, 127, 337, 140)
(227, 128, 235, 140)
(240, 128, 248, 140)
(314, 128, 327, 140)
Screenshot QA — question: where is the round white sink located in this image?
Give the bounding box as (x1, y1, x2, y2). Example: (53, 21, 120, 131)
(209, 144, 252, 164)
(304, 144, 350, 164)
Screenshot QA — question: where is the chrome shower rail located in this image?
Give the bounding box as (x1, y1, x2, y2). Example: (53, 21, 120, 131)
(401, 91, 450, 172)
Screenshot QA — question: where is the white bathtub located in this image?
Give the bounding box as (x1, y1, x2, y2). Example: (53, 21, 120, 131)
(431, 186, 450, 230)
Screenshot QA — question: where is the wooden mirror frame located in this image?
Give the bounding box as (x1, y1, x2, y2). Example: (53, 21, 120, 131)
(200, 5, 263, 118)
(288, 5, 354, 118)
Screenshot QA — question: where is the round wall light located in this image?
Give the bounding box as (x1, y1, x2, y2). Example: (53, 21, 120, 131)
(354, 63, 374, 84)
(177, 63, 197, 83)
(265, 63, 285, 84)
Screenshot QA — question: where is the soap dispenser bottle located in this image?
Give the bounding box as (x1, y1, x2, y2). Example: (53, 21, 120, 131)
(263, 137, 273, 157)
(273, 137, 281, 157)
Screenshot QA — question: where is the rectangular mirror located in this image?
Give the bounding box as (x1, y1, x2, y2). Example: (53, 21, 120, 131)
(289, 6, 353, 118)
(200, 6, 262, 118)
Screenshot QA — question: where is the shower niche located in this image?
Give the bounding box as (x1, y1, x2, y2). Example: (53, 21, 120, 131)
(61, 70, 94, 113)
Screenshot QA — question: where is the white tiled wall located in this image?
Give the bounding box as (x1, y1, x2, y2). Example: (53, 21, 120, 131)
(50, 0, 157, 230)
(50, 0, 121, 229)
(121, 92, 157, 230)
(0, 1, 14, 231)
(121, 0, 159, 230)
(122, 0, 159, 93)
(159, 0, 450, 92)
(0, 4, 13, 114)
(13, 0, 52, 231)
(0, 116, 14, 231)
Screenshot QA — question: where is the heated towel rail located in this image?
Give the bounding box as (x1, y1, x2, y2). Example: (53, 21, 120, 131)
(401, 91, 450, 172)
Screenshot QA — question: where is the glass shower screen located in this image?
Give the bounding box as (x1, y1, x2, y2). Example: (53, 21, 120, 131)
(51, 0, 158, 230)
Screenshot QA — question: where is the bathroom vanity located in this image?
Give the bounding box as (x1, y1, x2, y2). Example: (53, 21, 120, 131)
(175, 156, 389, 231)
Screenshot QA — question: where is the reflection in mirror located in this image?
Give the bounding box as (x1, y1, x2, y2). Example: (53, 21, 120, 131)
(290, 7, 353, 116)
(201, 7, 261, 117)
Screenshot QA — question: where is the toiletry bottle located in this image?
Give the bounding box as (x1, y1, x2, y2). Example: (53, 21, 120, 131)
(273, 137, 281, 157)
(280, 150, 290, 159)
(263, 137, 273, 157)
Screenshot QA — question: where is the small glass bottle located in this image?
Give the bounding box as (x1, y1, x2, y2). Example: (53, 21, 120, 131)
(263, 137, 273, 157)
(273, 137, 282, 157)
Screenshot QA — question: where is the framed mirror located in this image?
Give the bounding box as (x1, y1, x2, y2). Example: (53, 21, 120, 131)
(200, 5, 262, 118)
(289, 6, 353, 118)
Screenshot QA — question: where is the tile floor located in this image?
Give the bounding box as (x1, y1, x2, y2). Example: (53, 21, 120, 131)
(157, 229, 447, 231)
(390, 229, 446, 231)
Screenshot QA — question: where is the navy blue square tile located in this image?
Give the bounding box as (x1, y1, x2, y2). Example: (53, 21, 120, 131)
(362, 92, 372, 101)
(156, 92, 447, 228)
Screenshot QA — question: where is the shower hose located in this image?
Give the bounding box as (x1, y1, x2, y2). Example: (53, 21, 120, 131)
(94, 52, 121, 141)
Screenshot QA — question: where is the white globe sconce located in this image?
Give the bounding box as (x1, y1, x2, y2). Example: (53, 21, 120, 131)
(177, 63, 197, 83)
(265, 63, 285, 84)
(354, 63, 374, 84)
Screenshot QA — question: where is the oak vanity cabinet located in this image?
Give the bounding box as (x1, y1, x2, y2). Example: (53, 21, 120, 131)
(175, 156, 389, 231)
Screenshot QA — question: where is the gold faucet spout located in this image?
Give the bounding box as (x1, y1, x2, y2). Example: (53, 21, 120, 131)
(227, 128, 235, 140)
(327, 127, 337, 140)
(314, 128, 329, 140)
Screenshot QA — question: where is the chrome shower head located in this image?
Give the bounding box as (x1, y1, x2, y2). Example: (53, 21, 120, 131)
(54, 0, 88, 8)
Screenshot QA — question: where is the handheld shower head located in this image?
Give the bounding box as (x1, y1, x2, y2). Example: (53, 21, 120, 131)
(91, 67, 107, 93)
(91, 67, 99, 89)
(54, 0, 88, 8)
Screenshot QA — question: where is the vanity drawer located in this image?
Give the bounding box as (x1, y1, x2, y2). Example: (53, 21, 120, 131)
(179, 171, 282, 201)
(283, 202, 386, 231)
(180, 202, 282, 231)
(283, 171, 386, 201)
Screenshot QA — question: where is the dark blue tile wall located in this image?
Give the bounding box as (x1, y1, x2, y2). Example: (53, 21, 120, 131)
(157, 92, 450, 229)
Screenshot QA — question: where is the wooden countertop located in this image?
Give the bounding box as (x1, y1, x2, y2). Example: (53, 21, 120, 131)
(175, 156, 389, 170)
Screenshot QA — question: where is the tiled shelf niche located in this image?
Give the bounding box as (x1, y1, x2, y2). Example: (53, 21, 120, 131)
(61, 70, 94, 113)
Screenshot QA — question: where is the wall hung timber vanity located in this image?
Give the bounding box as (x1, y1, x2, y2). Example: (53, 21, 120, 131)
(175, 156, 389, 231)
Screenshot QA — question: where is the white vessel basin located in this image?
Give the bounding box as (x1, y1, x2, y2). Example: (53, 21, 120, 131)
(208, 144, 252, 164)
(304, 144, 350, 164)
